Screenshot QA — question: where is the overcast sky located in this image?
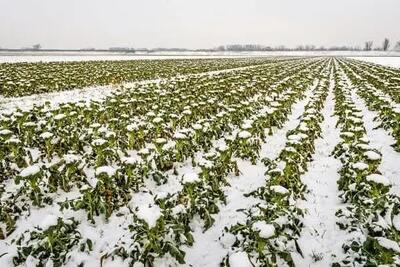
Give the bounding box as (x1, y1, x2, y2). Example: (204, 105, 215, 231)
(1, 0, 399, 49)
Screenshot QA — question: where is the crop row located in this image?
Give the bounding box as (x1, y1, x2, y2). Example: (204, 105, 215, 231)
(344, 59, 400, 103)
(220, 61, 332, 266)
(331, 63, 400, 266)
(336, 59, 400, 152)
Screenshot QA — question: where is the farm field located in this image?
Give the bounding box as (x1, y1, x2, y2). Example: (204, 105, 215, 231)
(0, 57, 400, 267)
(347, 56, 400, 69)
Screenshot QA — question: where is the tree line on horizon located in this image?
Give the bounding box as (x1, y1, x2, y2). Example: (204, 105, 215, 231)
(1, 38, 400, 52)
(216, 38, 400, 52)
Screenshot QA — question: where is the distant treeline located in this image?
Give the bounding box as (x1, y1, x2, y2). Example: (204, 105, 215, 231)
(1, 39, 400, 52)
(214, 39, 400, 52)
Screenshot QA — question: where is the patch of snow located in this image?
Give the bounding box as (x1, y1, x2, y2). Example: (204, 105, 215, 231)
(129, 192, 162, 228)
(136, 205, 162, 228)
(347, 56, 400, 69)
(229, 251, 252, 267)
(270, 185, 289, 194)
(351, 87, 400, 195)
(366, 174, 390, 186)
(364, 150, 381, 161)
(237, 130, 252, 139)
(182, 172, 200, 184)
(95, 166, 117, 176)
(19, 164, 41, 177)
(251, 221, 275, 238)
(294, 75, 349, 266)
(376, 237, 400, 253)
(40, 132, 54, 139)
(352, 162, 369, 171)
(393, 215, 400, 231)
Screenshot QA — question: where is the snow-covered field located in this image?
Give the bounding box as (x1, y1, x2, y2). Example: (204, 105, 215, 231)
(348, 56, 400, 68)
(0, 51, 255, 63)
(0, 57, 399, 266)
(1, 50, 400, 63)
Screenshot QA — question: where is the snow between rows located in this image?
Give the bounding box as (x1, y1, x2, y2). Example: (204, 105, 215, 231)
(183, 79, 318, 266)
(293, 72, 347, 266)
(350, 87, 400, 196)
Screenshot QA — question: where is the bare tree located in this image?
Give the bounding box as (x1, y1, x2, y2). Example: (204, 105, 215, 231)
(395, 41, 400, 51)
(32, 44, 41, 50)
(382, 38, 390, 51)
(364, 41, 373, 51)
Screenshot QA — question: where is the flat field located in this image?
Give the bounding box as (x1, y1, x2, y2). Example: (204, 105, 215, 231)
(0, 57, 399, 266)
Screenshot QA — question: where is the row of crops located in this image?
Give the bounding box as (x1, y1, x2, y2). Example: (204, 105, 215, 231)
(0, 57, 399, 266)
(0, 58, 281, 97)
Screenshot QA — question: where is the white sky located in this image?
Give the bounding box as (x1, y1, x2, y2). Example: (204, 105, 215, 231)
(1, 0, 399, 49)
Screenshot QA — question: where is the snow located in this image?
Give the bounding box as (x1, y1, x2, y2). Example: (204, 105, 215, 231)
(237, 130, 252, 139)
(229, 251, 253, 267)
(0, 51, 265, 63)
(192, 123, 203, 130)
(0, 129, 13, 135)
(173, 132, 187, 140)
(241, 122, 252, 130)
(138, 148, 150, 155)
(155, 138, 167, 144)
(251, 221, 275, 238)
(36, 214, 58, 230)
(294, 76, 349, 266)
(350, 86, 400, 195)
(216, 143, 228, 152)
(2, 58, 400, 267)
(152, 117, 163, 123)
(352, 162, 369, 171)
(365, 174, 390, 186)
(393, 215, 400, 231)
(364, 151, 381, 161)
(25, 255, 40, 267)
(19, 164, 41, 177)
(64, 154, 81, 164)
(270, 185, 289, 194)
(347, 56, 400, 69)
(54, 114, 66, 120)
(182, 172, 200, 184)
(1, 51, 400, 63)
(376, 237, 400, 253)
(136, 205, 162, 228)
(91, 138, 107, 146)
(40, 132, 54, 139)
(183, 79, 316, 266)
(129, 192, 162, 228)
(95, 166, 117, 176)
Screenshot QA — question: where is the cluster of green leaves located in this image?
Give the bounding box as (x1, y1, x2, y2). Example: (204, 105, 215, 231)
(221, 61, 332, 266)
(0, 58, 277, 97)
(12, 218, 92, 267)
(332, 66, 400, 266)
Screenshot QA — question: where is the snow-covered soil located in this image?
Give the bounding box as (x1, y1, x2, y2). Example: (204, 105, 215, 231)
(183, 82, 315, 266)
(351, 93, 400, 195)
(0, 51, 255, 63)
(1, 51, 400, 63)
(1, 57, 399, 266)
(293, 77, 347, 266)
(347, 56, 400, 68)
